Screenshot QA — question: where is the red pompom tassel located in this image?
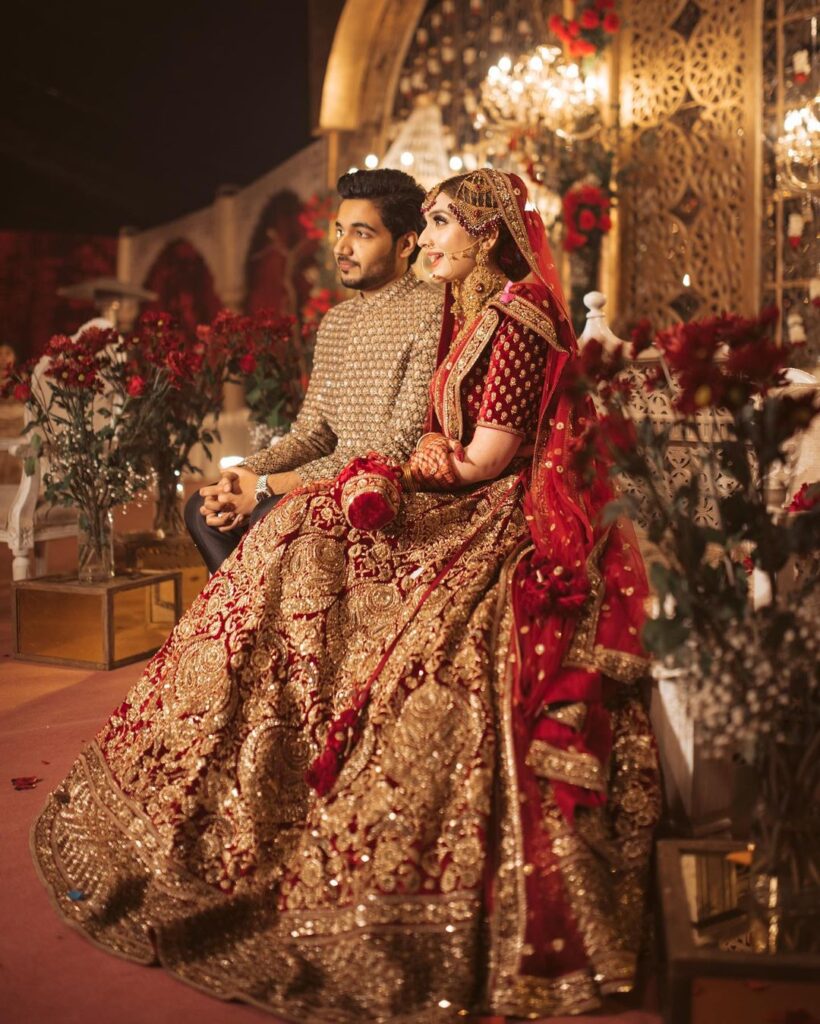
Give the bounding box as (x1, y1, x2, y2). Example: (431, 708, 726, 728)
(332, 452, 403, 531)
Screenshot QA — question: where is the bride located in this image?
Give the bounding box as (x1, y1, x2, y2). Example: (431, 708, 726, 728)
(33, 169, 660, 1023)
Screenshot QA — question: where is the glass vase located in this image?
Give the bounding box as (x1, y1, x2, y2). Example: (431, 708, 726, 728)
(78, 507, 115, 583)
(153, 472, 184, 538)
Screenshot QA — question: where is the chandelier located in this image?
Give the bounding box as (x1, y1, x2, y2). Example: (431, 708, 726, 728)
(775, 94, 819, 192)
(478, 45, 603, 142)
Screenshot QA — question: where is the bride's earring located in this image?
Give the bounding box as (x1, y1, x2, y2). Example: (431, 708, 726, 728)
(453, 242, 505, 324)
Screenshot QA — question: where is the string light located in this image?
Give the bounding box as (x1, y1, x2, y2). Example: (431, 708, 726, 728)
(364, 153, 379, 169)
(400, 151, 415, 167)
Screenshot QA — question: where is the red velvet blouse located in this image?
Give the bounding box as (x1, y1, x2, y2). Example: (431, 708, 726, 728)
(432, 281, 552, 445)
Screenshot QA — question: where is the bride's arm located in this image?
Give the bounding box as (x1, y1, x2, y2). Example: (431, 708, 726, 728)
(449, 425, 522, 484)
(405, 425, 522, 489)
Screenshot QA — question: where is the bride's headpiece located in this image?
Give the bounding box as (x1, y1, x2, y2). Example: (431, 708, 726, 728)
(423, 169, 549, 288)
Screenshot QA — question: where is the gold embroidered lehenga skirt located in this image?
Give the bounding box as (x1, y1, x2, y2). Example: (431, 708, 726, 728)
(32, 475, 660, 1023)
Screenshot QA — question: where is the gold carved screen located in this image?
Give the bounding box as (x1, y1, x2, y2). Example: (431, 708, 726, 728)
(617, 0, 762, 325)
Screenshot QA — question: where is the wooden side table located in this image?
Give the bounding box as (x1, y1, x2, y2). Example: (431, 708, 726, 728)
(11, 571, 182, 670)
(657, 838, 820, 1024)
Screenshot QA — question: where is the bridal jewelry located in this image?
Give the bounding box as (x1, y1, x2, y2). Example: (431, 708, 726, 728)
(451, 243, 506, 324)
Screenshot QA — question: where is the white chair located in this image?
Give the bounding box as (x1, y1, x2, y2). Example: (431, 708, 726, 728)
(0, 317, 114, 580)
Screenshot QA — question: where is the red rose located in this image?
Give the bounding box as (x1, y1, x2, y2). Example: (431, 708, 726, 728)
(566, 19, 581, 37)
(569, 38, 595, 56)
(629, 318, 655, 358)
(564, 230, 588, 252)
(598, 212, 612, 231)
(548, 13, 565, 35)
(13, 381, 32, 402)
(578, 208, 597, 231)
(126, 375, 146, 397)
(603, 12, 620, 32)
(580, 9, 600, 29)
(238, 353, 257, 374)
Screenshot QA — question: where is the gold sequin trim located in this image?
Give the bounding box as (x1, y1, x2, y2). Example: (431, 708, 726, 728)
(525, 739, 608, 792)
(489, 294, 563, 353)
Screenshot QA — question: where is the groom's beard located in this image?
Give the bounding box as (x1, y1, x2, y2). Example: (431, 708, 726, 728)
(337, 248, 398, 292)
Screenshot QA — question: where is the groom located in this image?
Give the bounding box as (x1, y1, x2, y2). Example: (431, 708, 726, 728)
(185, 168, 443, 573)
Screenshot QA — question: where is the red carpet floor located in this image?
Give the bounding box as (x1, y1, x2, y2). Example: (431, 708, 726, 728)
(0, 542, 661, 1024)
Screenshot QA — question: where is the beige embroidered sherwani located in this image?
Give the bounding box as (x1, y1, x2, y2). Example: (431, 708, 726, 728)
(242, 270, 443, 483)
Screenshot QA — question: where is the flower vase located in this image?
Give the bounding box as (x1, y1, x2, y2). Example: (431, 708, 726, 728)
(78, 508, 115, 583)
(153, 474, 184, 538)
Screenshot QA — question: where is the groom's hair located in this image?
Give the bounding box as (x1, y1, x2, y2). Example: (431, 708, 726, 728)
(336, 169, 426, 264)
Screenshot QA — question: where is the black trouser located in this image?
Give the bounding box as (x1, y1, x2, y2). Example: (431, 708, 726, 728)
(184, 489, 281, 575)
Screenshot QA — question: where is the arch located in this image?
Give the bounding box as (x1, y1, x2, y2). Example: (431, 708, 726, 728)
(319, 0, 426, 135)
(244, 189, 316, 318)
(142, 239, 221, 334)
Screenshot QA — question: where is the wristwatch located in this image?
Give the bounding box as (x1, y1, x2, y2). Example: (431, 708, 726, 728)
(255, 474, 272, 504)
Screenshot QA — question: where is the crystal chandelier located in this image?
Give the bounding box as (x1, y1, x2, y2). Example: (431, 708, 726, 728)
(775, 94, 820, 193)
(478, 45, 603, 142)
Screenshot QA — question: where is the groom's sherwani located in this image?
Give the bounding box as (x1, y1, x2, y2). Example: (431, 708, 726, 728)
(243, 271, 443, 482)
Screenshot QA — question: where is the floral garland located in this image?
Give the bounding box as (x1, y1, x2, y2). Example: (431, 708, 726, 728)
(549, 0, 620, 59)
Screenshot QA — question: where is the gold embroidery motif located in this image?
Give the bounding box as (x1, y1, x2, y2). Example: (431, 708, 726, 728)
(546, 702, 587, 731)
(526, 739, 608, 791)
(440, 308, 500, 441)
(475, 418, 527, 437)
(489, 294, 563, 352)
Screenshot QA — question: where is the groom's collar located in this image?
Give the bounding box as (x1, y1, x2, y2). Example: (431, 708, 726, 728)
(358, 268, 415, 305)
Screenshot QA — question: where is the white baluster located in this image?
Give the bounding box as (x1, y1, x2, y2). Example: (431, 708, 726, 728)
(578, 291, 626, 353)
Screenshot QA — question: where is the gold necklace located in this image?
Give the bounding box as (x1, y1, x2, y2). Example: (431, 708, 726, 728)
(451, 247, 506, 326)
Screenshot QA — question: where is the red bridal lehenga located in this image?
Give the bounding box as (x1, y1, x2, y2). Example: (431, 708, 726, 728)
(33, 172, 660, 1023)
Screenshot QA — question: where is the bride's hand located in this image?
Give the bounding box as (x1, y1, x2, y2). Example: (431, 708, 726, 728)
(406, 434, 463, 490)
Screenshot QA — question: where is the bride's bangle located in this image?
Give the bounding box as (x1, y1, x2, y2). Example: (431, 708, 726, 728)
(401, 464, 416, 492)
(415, 432, 442, 451)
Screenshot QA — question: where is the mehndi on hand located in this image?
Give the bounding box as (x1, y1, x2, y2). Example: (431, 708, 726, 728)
(403, 432, 461, 492)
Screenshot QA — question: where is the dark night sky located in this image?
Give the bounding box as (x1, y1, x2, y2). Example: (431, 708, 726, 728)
(1, 1, 312, 234)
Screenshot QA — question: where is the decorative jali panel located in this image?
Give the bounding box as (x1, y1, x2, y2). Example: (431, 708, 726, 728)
(617, 360, 737, 530)
(618, 0, 763, 325)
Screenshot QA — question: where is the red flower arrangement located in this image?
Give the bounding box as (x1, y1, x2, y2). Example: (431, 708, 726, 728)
(653, 306, 786, 413)
(125, 310, 235, 534)
(298, 193, 336, 242)
(549, 0, 620, 59)
(210, 307, 304, 431)
(562, 183, 612, 252)
(568, 308, 820, 917)
(0, 323, 171, 578)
